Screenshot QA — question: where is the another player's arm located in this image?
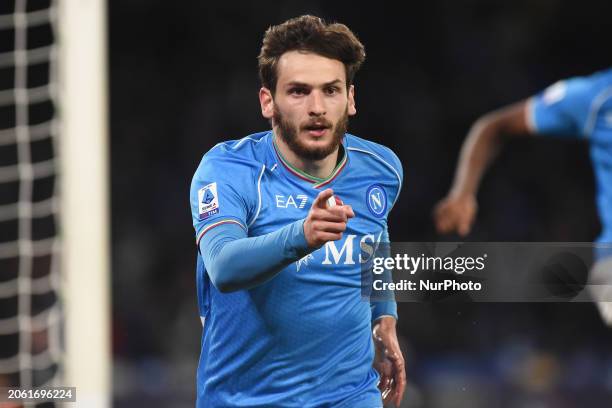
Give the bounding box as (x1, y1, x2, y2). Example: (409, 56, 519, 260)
(434, 101, 533, 236)
(200, 188, 354, 293)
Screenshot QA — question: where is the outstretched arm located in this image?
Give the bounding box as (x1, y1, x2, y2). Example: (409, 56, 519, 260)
(200, 188, 354, 292)
(434, 100, 534, 236)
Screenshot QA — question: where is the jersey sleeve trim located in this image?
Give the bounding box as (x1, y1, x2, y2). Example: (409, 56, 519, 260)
(584, 86, 612, 137)
(347, 147, 403, 207)
(196, 218, 247, 246)
(525, 96, 538, 133)
(247, 164, 266, 228)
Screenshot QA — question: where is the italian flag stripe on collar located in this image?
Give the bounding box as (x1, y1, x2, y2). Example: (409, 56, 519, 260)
(273, 136, 348, 188)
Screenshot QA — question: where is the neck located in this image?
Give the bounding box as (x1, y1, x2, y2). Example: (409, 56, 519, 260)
(273, 129, 341, 180)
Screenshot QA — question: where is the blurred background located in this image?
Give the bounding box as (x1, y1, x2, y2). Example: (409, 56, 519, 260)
(2, 0, 612, 407)
(109, 0, 612, 407)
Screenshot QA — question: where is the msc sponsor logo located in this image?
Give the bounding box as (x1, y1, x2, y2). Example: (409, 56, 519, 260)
(294, 231, 385, 270)
(322, 231, 384, 265)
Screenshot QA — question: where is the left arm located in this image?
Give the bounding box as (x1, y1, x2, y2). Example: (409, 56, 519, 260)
(373, 316, 405, 406)
(371, 165, 405, 405)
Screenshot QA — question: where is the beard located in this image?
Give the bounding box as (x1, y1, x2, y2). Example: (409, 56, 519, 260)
(273, 105, 348, 161)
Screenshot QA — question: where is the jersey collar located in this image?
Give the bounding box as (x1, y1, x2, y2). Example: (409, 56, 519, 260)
(271, 132, 348, 189)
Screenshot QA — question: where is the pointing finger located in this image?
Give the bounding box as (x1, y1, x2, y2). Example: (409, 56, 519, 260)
(313, 188, 334, 209)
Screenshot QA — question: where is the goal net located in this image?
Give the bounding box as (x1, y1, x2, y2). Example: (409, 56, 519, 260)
(0, 0, 110, 406)
(0, 0, 62, 400)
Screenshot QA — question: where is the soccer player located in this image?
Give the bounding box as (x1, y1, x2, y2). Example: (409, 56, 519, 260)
(433, 67, 612, 322)
(190, 16, 405, 407)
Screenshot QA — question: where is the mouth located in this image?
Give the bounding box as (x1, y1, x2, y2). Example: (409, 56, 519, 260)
(303, 123, 331, 137)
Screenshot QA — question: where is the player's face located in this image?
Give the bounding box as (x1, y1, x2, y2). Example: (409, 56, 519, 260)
(261, 51, 356, 161)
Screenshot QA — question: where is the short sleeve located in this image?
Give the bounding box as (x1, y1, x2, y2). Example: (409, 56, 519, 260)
(190, 149, 259, 245)
(527, 77, 594, 138)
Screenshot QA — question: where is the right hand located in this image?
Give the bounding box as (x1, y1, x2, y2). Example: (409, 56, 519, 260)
(304, 188, 355, 248)
(433, 193, 477, 237)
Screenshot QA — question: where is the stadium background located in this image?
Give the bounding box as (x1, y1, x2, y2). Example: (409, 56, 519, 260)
(109, 1, 612, 407)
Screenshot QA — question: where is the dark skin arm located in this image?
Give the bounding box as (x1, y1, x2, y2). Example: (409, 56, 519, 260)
(434, 100, 535, 236)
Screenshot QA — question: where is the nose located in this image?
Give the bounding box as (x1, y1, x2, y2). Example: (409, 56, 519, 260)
(308, 90, 326, 117)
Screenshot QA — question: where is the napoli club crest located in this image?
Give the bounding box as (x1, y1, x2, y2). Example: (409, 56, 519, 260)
(366, 184, 387, 217)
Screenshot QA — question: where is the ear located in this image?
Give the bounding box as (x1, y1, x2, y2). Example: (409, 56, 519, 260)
(348, 85, 356, 116)
(259, 87, 274, 119)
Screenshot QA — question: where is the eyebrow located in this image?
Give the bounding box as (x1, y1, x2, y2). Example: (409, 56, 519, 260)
(285, 79, 344, 88)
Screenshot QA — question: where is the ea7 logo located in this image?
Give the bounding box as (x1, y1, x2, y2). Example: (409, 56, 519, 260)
(276, 194, 308, 209)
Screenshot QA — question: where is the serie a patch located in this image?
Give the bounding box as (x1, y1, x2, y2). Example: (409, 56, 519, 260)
(198, 182, 220, 220)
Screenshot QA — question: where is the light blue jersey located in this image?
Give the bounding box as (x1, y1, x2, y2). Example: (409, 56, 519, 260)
(190, 131, 402, 407)
(528, 68, 612, 245)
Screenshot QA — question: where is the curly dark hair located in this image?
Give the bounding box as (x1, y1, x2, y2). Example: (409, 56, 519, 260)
(258, 15, 366, 94)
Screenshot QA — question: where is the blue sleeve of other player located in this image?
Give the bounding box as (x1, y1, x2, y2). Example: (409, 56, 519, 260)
(527, 76, 595, 138)
(199, 220, 311, 292)
(371, 225, 398, 322)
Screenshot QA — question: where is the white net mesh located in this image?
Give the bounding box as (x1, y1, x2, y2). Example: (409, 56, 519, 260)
(0, 0, 62, 404)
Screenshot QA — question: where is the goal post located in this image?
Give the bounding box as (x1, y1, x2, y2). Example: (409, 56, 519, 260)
(58, 0, 111, 406)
